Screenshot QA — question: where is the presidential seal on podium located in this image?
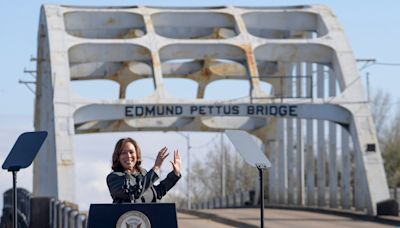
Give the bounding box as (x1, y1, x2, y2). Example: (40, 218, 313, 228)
(116, 210, 151, 228)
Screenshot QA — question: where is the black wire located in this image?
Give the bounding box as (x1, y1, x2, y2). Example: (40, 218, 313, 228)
(375, 62, 400, 66)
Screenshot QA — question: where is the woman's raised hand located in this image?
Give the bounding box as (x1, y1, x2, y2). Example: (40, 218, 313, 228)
(153, 147, 169, 172)
(170, 150, 181, 176)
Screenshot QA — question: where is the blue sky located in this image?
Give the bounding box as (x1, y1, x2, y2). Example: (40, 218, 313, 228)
(0, 0, 399, 211)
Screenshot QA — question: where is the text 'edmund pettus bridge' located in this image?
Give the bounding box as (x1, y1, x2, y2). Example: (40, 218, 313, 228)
(125, 104, 298, 118)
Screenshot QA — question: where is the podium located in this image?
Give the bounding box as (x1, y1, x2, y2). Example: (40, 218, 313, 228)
(88, 203, 178, 228)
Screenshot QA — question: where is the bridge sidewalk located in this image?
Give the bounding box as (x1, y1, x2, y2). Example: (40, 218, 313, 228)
(179, 208, 400, 228)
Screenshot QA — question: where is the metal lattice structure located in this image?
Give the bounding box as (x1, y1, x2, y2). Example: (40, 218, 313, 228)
(35, 4, 390, 215)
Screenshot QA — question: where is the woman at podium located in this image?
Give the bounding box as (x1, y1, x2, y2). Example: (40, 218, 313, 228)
(106, 137, 181, 203)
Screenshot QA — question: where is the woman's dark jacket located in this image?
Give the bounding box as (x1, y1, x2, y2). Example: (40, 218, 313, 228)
(106, 168, 181, 203)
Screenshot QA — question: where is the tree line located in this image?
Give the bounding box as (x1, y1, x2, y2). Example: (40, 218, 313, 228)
(371, 89, 400, 189)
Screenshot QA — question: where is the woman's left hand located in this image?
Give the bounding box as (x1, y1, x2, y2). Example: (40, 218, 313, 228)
(170, 150, 181, 176)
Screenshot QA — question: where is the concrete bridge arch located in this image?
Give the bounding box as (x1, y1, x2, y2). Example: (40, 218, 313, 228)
(34, 4, 389, 215)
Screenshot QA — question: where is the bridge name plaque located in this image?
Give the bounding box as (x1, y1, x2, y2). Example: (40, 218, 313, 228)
(125, 104, 298, 118)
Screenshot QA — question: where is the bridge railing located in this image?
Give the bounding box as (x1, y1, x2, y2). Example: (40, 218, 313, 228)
(0, 188, 87, 228)
(192, 188, 400, 214)
(31, 197, 87, 228)
(390, 188, 399, 207)
(0, 188, 31, 228)
(192, 191, 255, 210)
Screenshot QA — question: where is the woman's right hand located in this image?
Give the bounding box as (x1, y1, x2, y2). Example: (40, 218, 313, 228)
(153, 147, 169, 172)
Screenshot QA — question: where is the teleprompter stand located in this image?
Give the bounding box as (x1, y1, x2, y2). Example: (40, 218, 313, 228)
(2, 131, 48, 228)
(225, 130, 271, 228)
